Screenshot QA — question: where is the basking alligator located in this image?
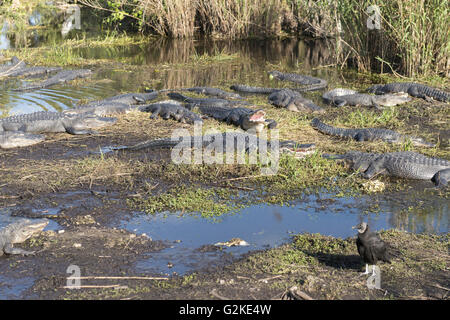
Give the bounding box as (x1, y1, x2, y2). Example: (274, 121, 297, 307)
(13, 69, 93, 91)
(0, 131, 45, 149)
(139, 100, 203, 124)
(167, 92, 247, 107)
(0, 218, 48, 256)
(268, 70, 328, 91)
(122, 132, 316, 159)
(64, 101, 133, 117)
(311, 118, 434, 147)
(0, 111, 116, 135)
(323, 88, 411, 109)
(161, 87, 242, 100)
(268, 89, 324, 113)
(0, 56, 62, 78)
(323, 151, 450, 185)
(193, 105, 277, 132)
(367, 82, 449, 103)
(230, 84, 326, 94)
(102, 91, 158, 104)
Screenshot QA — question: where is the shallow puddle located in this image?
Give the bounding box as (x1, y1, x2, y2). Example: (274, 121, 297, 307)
(118, 191, 448, 276)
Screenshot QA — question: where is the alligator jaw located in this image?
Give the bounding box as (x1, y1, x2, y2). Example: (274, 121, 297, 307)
(248, 109, 266, 123)
(280, 143, 316, 159)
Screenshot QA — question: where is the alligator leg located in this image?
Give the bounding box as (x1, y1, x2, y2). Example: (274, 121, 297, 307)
(3, 244, 35, 256)
(149, 106, 162, 119)
(332, 98, 347, 107)
(265, 119, 278, 129)
(361, 158, 386, 179)
(65, 128, 98, 135)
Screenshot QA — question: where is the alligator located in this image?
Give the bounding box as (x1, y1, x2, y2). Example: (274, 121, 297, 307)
(192, 105, 277, 133)
(139, 100, 203, 124)
(323, 88, 412, 109)
(367, 82, 449, 103)
(0, 111, 116, 135)
(5, 66, 62, 78)
(13, 69, 93, 91)
(167, 92, 247, 107)
(268, 70, 328, 91)
(230, 84, 326, 94)
(161, 87, 242, 100)
(102, 91, 158, 105)
(0, 56, 26, 76)
(268, 89, 325, 113)
(0, 218, 48, 256)
(311, 118, 434, 147)
(0, 131, 45, 149)
(122, 131, 316, 160)
(323, 151, 450, 185)
(63, 101, 133, 117)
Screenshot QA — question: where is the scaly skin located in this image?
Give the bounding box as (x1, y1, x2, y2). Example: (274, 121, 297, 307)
(0, 131, 45, 149)
(269, 89, 324, 113)
(268, 70, 328, 91)
(122, 132, 316, 159)
(13, 69, 93, 91)
(64, 102, 133, 117)
(139, 100, 203, 124)
(311, 118, 434, 147)
(367, 82, 449, 102)
(193, 104, 277, 133)
(102, 92, 158, 104)
(161, 87, 242, 100)
(323, 88, 411, 109)
(167, 92, 246, 107)
(323, 151, 450, 185)
(0, 111, 116, 135)
(0, 218, 48, 256)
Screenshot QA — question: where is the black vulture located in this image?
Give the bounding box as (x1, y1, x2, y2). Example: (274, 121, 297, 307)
(353, 222, 391, 275)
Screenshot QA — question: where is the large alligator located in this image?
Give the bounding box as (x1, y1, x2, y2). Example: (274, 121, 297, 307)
(63, 101, 133, 117)
(311, 118, 434, 147)
(323, 88, 411, 109)
(367, 82, 449, 103)
(167, 92, 247, 107)
(268, 70, 328, 91)
(193, 105, 277, 133)
(13, 69, 93, 91)
(230, 84, 326, 94)
(0, 131, 45, 149)
(0, 56, 62, 78)
(102, 91, 158, 105)
(323, 151, 450, 185)
(122, 131, 316, 159)
(161, 87, 242, 100)
(0, 111, 116, 135)
(139, 100, 203, 124)
(268, 89, 324, 113)
(0, 218, 48, 256)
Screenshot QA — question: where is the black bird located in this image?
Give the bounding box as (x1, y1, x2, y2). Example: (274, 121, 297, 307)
(353, 222, 391, 276)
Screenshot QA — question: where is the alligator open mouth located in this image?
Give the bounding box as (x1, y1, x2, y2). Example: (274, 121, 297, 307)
(248, 110, 266, 122)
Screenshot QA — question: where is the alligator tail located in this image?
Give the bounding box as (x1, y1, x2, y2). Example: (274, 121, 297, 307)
(310, 118, 350, 139)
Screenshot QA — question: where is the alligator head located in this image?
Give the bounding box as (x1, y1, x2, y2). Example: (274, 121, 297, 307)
(240, 109, 267, 133)
(268, 70, 283, 81)
(3, 218, 49, 244)
(278, 142, 316, 159)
